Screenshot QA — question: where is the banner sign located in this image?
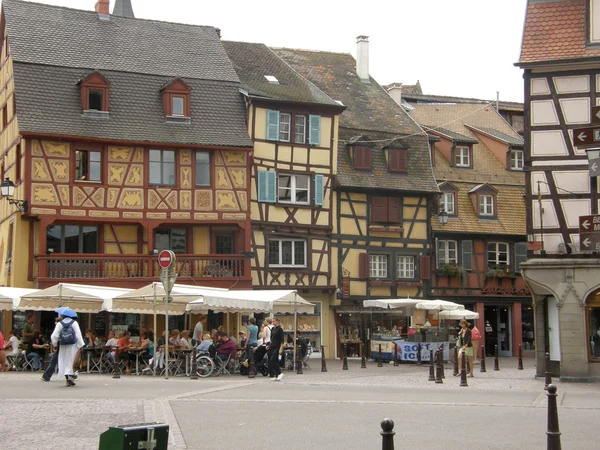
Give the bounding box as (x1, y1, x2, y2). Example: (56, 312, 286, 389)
(370, 340, 451, 361)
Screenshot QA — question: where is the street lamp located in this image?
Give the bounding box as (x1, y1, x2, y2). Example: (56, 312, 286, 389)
(438, 208, 449, 225)
(0, 178, 28, 213)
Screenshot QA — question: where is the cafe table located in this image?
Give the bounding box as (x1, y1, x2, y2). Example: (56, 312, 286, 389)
(128, 347, 143, 375)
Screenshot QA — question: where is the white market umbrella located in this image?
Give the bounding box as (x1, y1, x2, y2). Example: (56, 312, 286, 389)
(0, 287, 39, 311)
(414, 300, 465, 311)
(363, 298, 421, 309)
(438, 309, 479, 320)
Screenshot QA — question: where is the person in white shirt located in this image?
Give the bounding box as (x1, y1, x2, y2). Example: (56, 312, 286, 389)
(192, 315, 207, 346)
(104, 330, 119, 362)
(6, 330, 20, 355)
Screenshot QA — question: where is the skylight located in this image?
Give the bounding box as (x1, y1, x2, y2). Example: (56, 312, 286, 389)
(264, 75, 279, 84)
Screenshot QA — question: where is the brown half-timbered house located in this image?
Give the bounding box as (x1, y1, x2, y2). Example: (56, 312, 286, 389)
(0, 0, 253, 334)
(274, 38, 440, 358)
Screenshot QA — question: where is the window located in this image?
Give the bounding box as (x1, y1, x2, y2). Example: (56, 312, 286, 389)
(172, 97, 185, 116)
(88, 89, 104, 111)
(479, 194, 494, 216)
(161, 78, 191, 118)
(295, 115, 306, 144)
(370, 254, 388, 278)
(455, 146, 470, 167)
(354, 146, 371, 170)
(371, 197, 401, 223)
(278, 174, 310, 204)
(195, 152, 210, 186)
(396, 255, 415, 279)
(2, 104, 7, 129)
(587, 296, 600, 359)
(79, 72, 109, 113)
(215, 234, 234, 254)
(440, 192, 455, 215)
(46, 225, 98, 253)
(75, 150, 101, 181)
(590, 0, 600, 44)
(279, 113, 291, 141)
(510, 150, 524, 170)
(15, 143, 21, 183)
(488, 242, 509, 269)
(437, 240, 458, 266)
(388, 149, 407, 173)
(155, 228, 187, 254)
(268, 239, 306, 267)
(149, 149, 175, 186)
(266, 110, 320, 144)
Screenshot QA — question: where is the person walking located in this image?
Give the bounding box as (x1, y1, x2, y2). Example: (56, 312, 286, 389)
(41, 318, 61, 382)
(471, 323, 482, 361)
(192, 315, 207, 346)
(456, 319, 474, 377)
(50, 309, 84, 387)
(267, 317, 284, 381)
(22, 313, 35, 345)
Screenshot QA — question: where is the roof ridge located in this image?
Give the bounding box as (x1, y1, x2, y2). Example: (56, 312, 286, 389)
(272, 46, 353, 57)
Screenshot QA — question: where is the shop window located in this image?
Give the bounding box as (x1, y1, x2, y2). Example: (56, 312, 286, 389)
(396, 255, 415, 279)
(437, 240, 457, 267)
(268, 239, 306, 267)
(195, 151, 210, 187)
(149, 149, 176, 186)
(589, 299, 600, 359)
(522, 305, 535, 351)
(370, 254, 388, 279)
(488, 242, 509, 269)
(155, 228, 187, 254)
(371, 197, 401, 223)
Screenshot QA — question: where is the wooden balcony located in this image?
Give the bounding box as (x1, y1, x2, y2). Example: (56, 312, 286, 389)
(33, 254, 251, 289)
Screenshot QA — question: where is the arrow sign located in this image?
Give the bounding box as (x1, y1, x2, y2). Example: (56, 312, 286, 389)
(590, 157, 600, 177)
(573, 125, 600, 147)
(579, 215, 600, 233)
(592, 106, 600, 125)
(580, 234, 600, 251)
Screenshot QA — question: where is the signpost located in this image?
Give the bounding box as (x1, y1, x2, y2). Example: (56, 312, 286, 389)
(158, 250, 177, 379)
(579, 215, 600, 251)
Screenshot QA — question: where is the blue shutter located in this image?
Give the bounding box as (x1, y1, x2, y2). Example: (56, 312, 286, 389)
(308, 115, 321, 145)
(314, 174, 324, 206)
(266, 110, 280, 141)
(515, 242, 528, 272)
(461, 240, 473, 271)
(258, 171, 277, 203)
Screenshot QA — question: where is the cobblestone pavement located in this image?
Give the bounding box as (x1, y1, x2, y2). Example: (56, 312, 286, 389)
(0, 358, 598, 449)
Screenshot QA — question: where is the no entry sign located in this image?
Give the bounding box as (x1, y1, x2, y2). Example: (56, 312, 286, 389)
(158, 250, 176, 269)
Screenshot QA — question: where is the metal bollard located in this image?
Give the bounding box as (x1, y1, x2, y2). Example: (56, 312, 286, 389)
(428, 349, 435, 381)
(342, 344, 348, 370)
(453, 346, 459, 376)
(517, 344, 523, 370)
(249, 347, 256, 379)
(544, 352, 552, 390)
(493, 344, 500, 371)
(417, 342, 422, 365)
(393, 342, 399, 367)
(361, 343, 367, 369)
(377, 344, 383, 367)
(546, 384, 562, 450)
(112, 347, 120, 379)
(380, 418, 395, 450)
(296, 345, 303, 375)
(459, 348, 468, 387)
(321, 345, 327, 373)
(190, 348, 198, 380)
(439, 345, 445, 379)
(435, 350, 443, 384)
(480, 345, 486, 373)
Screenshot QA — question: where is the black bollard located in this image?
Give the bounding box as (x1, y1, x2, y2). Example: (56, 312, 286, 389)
(342, 344, 348, 371)
(439, 345, 445, 379)
(544, 352, 552, 390)
(190, 348, 198, 380)
(380, 418, 395, 450)
(493, 344, 500, 371)
(393, 342, 399, 367)
(417, 342, 422, 366)
(377, 344, 383, 367)
(428, 349, 435, 381)
(296, 345, 303, 375)
(361, 342, 367, 369)
(112, 347, 120, 379)
(480, 345, 487, 373)
(546, 384, 562, 450)
(517, 344, 523, 370)
(459, 348, 468, 387)
(321, 345, 327, 373)
(249, 347, 256, 379)
(435, 350, 443, 384)
(453, 346, 459, 376)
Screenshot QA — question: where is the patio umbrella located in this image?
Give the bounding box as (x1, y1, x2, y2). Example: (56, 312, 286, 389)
(438, 310, 479, 320)
(55, 306, 77, 318)
(363, 298, 421, 309)
(0, 287, 38, 311)
(414, 300, 465, 311)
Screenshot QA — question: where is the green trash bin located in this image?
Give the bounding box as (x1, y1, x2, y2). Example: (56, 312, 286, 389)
(98, 422, 169, 450)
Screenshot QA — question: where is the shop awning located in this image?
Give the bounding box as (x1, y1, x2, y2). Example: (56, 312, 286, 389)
(0, 287, 39, 311)
(438, 309, 479, 320)
(363, 299, 421, 309)
(187, 289, 314, 314)
(17, 283, 132, 313)
(415, 300, 464, 311)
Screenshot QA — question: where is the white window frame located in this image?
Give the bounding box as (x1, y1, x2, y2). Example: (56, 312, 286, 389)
(370, 254, 388, 279)
(488, 242, 509, 269)
(268, 239, 307, 268)
(455, 146, 470, 167)
(479, 194, 494, 216)
(277, 173, 310, 205)
(396, 255, 415, 279)
(510, 150, 524, 170)
(279, 113, 291, 142)
(295, 115, 306, 144)
(440, 192, 455, 215)
(437, 240, 458, 267)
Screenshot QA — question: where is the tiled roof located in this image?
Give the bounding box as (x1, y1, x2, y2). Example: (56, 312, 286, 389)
(425, 126, 479, 144)
(404, 93, 523, 111)
(465, 125, 524, 146)
(432, 182, 525, 235)
(518, 0, 600, 65)
(2, 0, 239, 82)
(222, 41, 340, 106)
(13, 63, 253, 148)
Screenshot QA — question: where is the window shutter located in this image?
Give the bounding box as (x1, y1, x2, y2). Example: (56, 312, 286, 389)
(419, 255, 431, 280)
(266, 110, 280, 141)
(388, 197, 401, 223)
(515, 242, 528, 272)
(371, 197, 388, 222)
(397, 150, 407, 172)
(314, 174, 324, 206)
(308, 115, 321, 145)
(258, 171, 277, 203)
(389, 149, 407, 172)
(359, 253, 369, 279)
(461, 240, 473, 271)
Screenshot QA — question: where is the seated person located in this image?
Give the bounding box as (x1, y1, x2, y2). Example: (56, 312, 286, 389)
(104, 330, 119, 361)
(178, 331, 192, 349)
(168, 330, 180, 346)
(117, 331, 132, 374)
(85, 330, 100, 348)
(140, 331, 154, 370)
(197, 333, 216, 359)
(216, 331, 236, 363)
(26, 331, 46, 371)
(6, 330, 20, 356)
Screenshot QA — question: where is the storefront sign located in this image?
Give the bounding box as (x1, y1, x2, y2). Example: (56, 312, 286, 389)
(481, 287, 531, 296)
(370, 340, 450, 362)
(342, 277, 350, 299)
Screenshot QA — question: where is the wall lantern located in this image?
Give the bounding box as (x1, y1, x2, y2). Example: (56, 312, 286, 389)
(0, 178, 28, 213)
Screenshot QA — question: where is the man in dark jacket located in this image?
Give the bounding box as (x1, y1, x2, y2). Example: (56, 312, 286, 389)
(267, 317, 284, 381)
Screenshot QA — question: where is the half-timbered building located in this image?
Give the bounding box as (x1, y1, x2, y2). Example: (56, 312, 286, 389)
(0, 0, 253, 334)
(274, 38, 440, 357)
(223, 41, 345, 356)
(517, 0, 600, 379)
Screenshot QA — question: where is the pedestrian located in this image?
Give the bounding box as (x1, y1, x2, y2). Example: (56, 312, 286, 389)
(50, 310, 84, 387)
(192, 315, 207, 346)
(471, 322, 481, 360)
(41, 318, 61, 382)
(22, 313, 35, 345)
(456, 319, 474, 377)
(246, 317, 258, 355)
(267, 317, 284, 381)
(0, 330, 6, 372)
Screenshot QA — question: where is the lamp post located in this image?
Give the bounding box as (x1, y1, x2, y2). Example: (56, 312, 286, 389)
(0, 178, 28, 213)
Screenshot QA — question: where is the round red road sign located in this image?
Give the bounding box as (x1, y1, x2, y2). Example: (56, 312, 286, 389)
(158, 250, 175, 269)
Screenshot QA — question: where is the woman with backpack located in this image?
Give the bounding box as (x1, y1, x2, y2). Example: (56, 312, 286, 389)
(50, 311, 84, 387)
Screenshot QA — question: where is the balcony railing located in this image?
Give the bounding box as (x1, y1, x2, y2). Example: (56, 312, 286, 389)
(34, 254, 247, 280)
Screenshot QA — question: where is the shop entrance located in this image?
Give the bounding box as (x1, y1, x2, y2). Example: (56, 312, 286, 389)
(484, 305, 512, 357)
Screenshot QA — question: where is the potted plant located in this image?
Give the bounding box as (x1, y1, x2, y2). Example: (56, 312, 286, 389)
(438, 263, 467, 284)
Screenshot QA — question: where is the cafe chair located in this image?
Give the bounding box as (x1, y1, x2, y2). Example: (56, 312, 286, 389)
(21, 353, 35, 372)
(215, 353, 232, 376)
(6, 354, 20, 371)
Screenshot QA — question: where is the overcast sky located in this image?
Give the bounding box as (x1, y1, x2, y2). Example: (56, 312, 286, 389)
(21, 0, 528, 102)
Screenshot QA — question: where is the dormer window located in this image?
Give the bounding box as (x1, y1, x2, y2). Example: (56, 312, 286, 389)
(172, 96, 185, 116)
(590, 0, 600, 44)
(79, 72, 109, 115)
(354, 146, 371, 170)
(438, 182, 458, 217)
(161, 78, 191, 121)
(468, 184, 498, 219)
(510, 149, 524, 170)
(388, 149, 407, 172)
(479, 195, 494, 216)
(454, 146, 471, 167)
(88, 89, 104, 111)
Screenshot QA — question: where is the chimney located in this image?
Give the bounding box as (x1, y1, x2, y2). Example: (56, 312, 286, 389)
(95, 0, 110, 15)
(356, 35, 370, 83)
(112, 0, 135, 18)
(386, 83, 403, 106)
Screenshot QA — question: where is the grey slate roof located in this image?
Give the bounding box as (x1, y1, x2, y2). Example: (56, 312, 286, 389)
(222, 41, 340, 106)
(424, 126, 479, 144)
(465, 125, 524, 146)
(2, 0, 239, 82)
(13, 63, 253, 147)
